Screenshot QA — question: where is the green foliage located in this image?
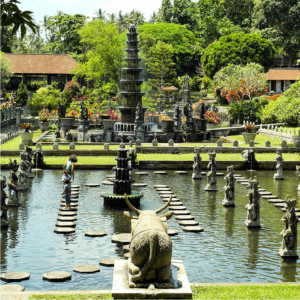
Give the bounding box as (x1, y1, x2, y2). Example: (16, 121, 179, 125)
(202, 33, 276, 79)
(26, 80, 44, 90)
(15, 81, 28, 106)
(91, 80, 119, 101)
(28, 87, 61, 116)
(261, 82, 300, 125)
(0, 52, 13, 90)
(62, 81, 80, 108)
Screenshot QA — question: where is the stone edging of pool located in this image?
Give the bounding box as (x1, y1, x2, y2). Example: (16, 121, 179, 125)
(1, 282, 299, 299)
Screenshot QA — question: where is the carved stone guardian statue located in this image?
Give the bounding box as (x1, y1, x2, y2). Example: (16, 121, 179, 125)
(173, 101, 182, 128)
(16, 160, 29, 191)
(204, 150, 217, 191)
(80, 101, 89, 121)
(1, 176, 9, 228)
(192, 147, 202, 179)
(7, 171, 20, 207)
(245, 177, 261, 228)
(274, 149, 284, 180)
(222, 165, 235, 206)
(279, 197, 298, 258)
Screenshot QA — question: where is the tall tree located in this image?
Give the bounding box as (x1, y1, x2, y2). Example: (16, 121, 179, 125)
(0, 52, 14, 91)
(93, 9, 106, 21)
(254, 0, 300, 66)
(160, 0, 173, 23)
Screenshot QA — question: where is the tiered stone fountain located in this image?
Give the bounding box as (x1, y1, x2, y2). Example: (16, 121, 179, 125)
(101, 143, 142, 208)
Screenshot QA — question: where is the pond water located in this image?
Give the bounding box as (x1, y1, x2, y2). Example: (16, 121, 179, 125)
(1, 169, 300, 291)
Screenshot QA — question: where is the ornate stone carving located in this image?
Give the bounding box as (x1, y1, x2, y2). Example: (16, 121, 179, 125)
(279, 197, 298, 258)
(1, 176, 9, 228)
(184, 102, 193, 123)
(245, 177, 260, 228)
(8, 158, 18, 173)
(222, 166, 235, 206)
(7, 171, 19, 207)
(16, 159, 29, 191)
(173, 102, 182, 128)
(204, 150, 217, 191)
(124, 195, 174, 288)
(274, 149, 284, 180)
(192, 147, 202, 179)
(80, 101, 88, 121)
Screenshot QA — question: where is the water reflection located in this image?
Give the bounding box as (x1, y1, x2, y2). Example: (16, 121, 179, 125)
(275, 179, 284, 199)
(245, 227, 260, 269)
(224, 207, 235, 239)
(280, 258, 298, 282)
(206, 191, 217, 223)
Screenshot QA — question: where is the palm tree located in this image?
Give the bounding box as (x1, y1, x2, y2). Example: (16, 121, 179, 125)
(107, 13, 117, 24)
(94, 9, 106, 21)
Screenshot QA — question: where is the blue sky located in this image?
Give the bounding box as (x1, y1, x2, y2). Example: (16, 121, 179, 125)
(19, 0, 163, 24)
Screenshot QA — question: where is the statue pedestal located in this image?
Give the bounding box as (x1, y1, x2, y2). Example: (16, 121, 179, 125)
(273, 173, 284, 180)
(77, 120, 90, 141)
(204, 185, 218, 192)
(112, 259, 192, 299)
(222, 198, 235, 207)
(192, 173, 202, 180)
(245, 220, 261, 228)
(278, 249, 299, 259)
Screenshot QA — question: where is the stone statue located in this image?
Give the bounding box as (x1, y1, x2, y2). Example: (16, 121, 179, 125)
(279, 196, 298, 258)
(124, 195, 174, 288)
(192, 148, 202, 179)
(80, 101, 89, 121)
(1, 176, 9, 228)
(23, 147, 34, 178)
(245, 177, 260, 228)
(135, 102, 144, 123)
(197, 101, 206, 119)
(128, 146, 137, 169)
(57, 100, 66, 118)
(33, 148, 44, 168)
(222, 165, 236, 206)
(7, 171, 19, 207)
(205, 150, 217, 191)
(16, 160, 29, 191)
(184, 102, 193, 123)
(173, 101, 182, 128)
(274, 150, 284, 180)
(8, 158, 18, 172)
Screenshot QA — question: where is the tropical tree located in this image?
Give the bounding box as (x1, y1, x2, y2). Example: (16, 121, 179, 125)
(93, 9, 106, 21)
(0, 52, 13, 91)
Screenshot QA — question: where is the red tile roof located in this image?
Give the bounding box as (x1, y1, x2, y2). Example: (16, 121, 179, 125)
(4, 54, 78, 75)
(265, 69, 300, 80)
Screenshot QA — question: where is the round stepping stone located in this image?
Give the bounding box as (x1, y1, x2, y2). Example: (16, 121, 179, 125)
(173, 210, 190, 215)
(274, 203, 287, 208)
(123, 245, 130, 252)
(1, 272, 30, 282)
(268, 199, 285, 203)
(73, 265, 100, 274)
(174, 171, 187, 174)
(160, 194, 176, 198)
(175, 215, 194, 220)
(153, 185, 169, 188)
(169, 202, 183, 206)
(43, 271, 71, 282)
(163, 198, 179, 202)
(86, 183, 100, 187)
(237, 179, 249, 182)
(241, 182, 249, 186)
(71, 188, 80, 191)
(70, 195, 79, 198)
(85, 230, 107, 237)
(71, 191, 79, 195)
(54, 227, 75, 234)
(258, 189, 266, 192)
(182, 226, 204, 232)
(99, 258, 122, 267)
(57, 217, 77, 222)
(154, 171, 167, 174)
(124, 253, 130, 258)
(158, 191, 174, 194)
(234, 174, 242, 177)
(169, 206, 186, 210)
(59, 207, 77, 211)
(111, 233, 131, 244)
(167, 229, 178, 236)
(178, 220, 199, 226)
(61, 199, 78, 203)
(102, 181, 114, 185)
(261, 195, 278, 199)
(60, 203, 78, 207)
(0, 285, 25, 292)
(132, 183, 147, 187)
(259, 192, 272, 195)
(216, 173, 224, 176)
(135, 172, 148, 175)
(107, 175, 115, 178)
(58, 211, 77, 216)
(156, 188, 171, 191)
(55, 222, 76, 227)
(72, 185, 80, 188)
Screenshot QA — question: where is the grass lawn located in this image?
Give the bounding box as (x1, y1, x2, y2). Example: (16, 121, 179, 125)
(0, 132, 40, 150)
(192, 284, 300, 300)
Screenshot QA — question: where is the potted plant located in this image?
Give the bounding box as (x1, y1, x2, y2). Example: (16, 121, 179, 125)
(242, 123, 257, 143)
(160, 115, 175, 131)
(19, 123, 34, 145)
(204, 111, 220, 129)
(102, 109, 119, 130)
(148, 113, 160, 124)
(38, 108, 50, 131)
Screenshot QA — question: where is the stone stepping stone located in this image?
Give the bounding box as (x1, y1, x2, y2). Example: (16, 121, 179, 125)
(61, 199, 78, 203)
(296, 212, 300, 217)
(72, 185, 80, 188)
(201, 172, 207, 175)
(111, 233, 131, 244)
(71, 188, 80, 191)
(274, 203, 287, 208)
(99, 258, 123, 267)
(156, 188, 171, 191)
(1, 272, 30, 282)
(57, 217, 77, 222)
(241, 182, 249, 186)
(163, 198, 179, 202)
(55, 222, 76, 227)
(234, 174, 242, 177)
(0, 285, 25, 292)
(107, 175, 115, 178)
(59, 207, 77, 211)
(160, 194, 176, 198)
(174, 171, 187, 174)
(158, 191, 175, 194)
(43, 271, 72, 282)
(259, 192, 272, 195)
(132, 183, 147, 187)
(70, 195, 79, 199)
(182, 226, 204, 232)
(237, 179, 249, 182)
(261, 195, 278, 199)
(178, 220, 199, 226)
(175, 215, 194, 220)
(60, 203, 78, 207)
(153, 185, 169, 188)
(135, 172, 148, 175)
(167, 229, 178, 236)
(169, 202, 183, 206)
(173, 210, 190, 215)
(268, 199, 285, 203)
(86, 183, 100, 187)
(102, 181, 114, 185)
(216, 173, 224, 176)
(154, 171, 167, 174)
(123, 245, 130, 252)
(70, 191, 79, 195)
(169, 206, 186, 210)
(54, 227, 75, 234)
(58, 211, 77, 216)
(73, 265, 100, 274)
(85, 230, 107, 237)
(258, 189, 266, 192)
(124, 253, 130, 258)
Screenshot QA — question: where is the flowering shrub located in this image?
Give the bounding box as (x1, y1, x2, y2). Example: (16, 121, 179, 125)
(204, 111, 220, 124)
(74, 94, 89, 101)
(66, 109, 79, 117)
(159, 114, 171, 120)
(261, 94, 282, 101)
(107, 109, 119, 120)
(63, 81, 81, 108)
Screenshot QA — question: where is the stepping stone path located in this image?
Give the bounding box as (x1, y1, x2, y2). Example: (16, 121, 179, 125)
(167, 229, 178, 236)
(173, 210, 190, 215)
(107, 175, 115, 178)
(0, 285, 25, 292)
(216, 173, 224, 176)
(60, 203, 78, 207)
(259, 192, 272, 195)
(154, 171, 167, 174)
(135, 172, 148, 175)
(99, 258, 122, 267)
(274, 203, 287, 208)
(59, 207, 77, 211)
(163, 198, 179, 202)
(85, 230, 107, 237)
(182, 226, 204, 232)
(54, 227, 75, 234)
(156, 188, 171, 191)
(158, 191, 174, 194)
(123, 245, 130, 252)
(102, 181, 114, 185)
(175, 215, 194, 220)
(169, 202, 183, 206)
(153, 185, 169, 188)
(58, 211, 77, 216)
(73, 265, 100, 273)
(174, 171, 187, 174)
(111, 233, 131, 244)
(55, 222, 76, 227)
(72, 185, 80, 188)
(57, 217, 77, 222)
(258, 189, 266, 192)
(268, 199, 285, 203)
(43, 271, 72, 282)
(261, 195, 278, 199)
(160, 194, 176, 198)
(1, 272, 30, 282)
(169, 206, 186, 210)
(86, 183, 100, 187)
(62, 199, 78, 203)
(132, 183, 147, 187)
(178, 220, 199, 226)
